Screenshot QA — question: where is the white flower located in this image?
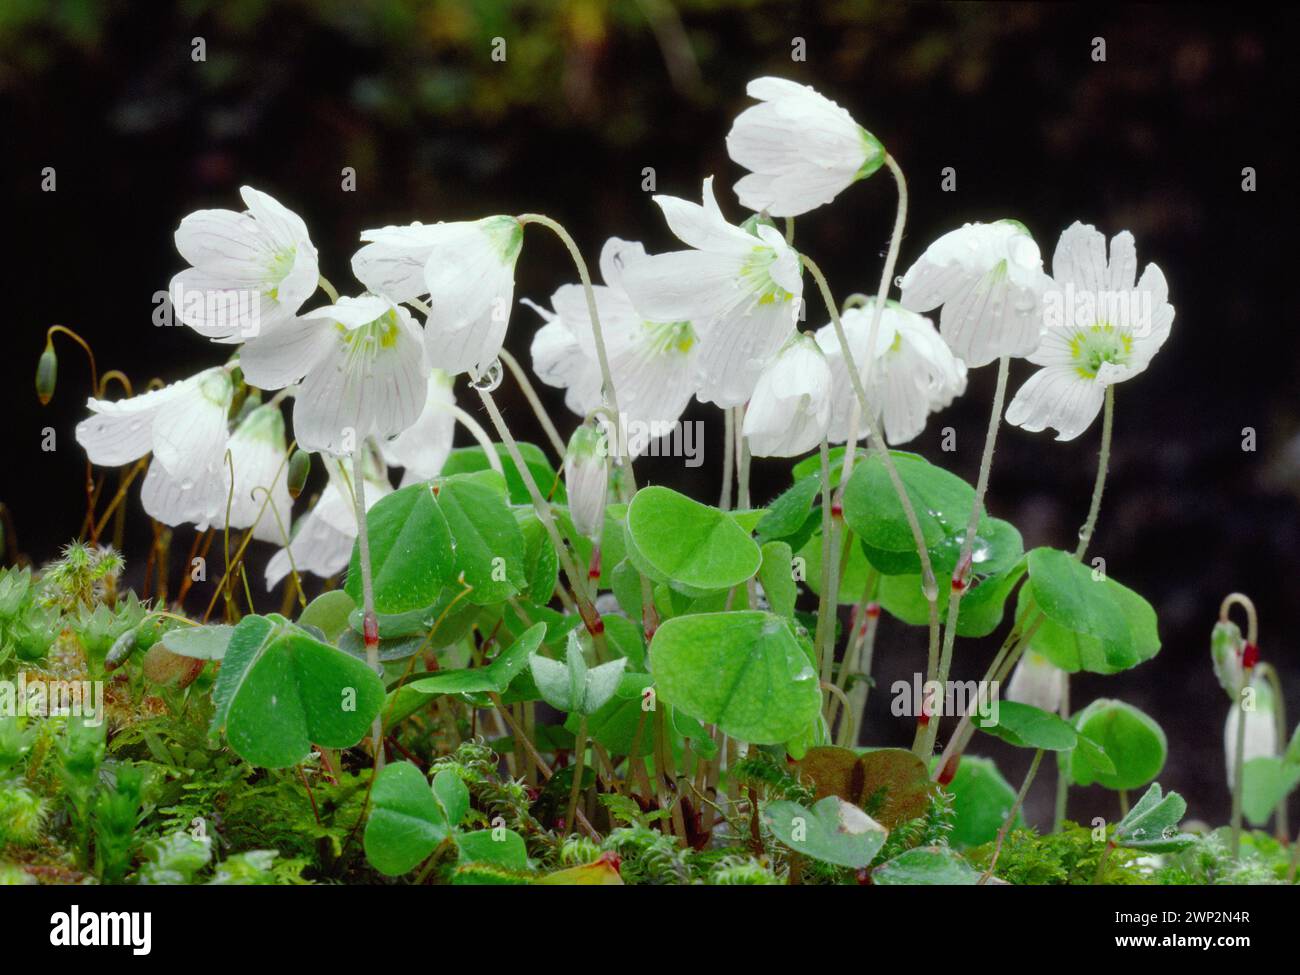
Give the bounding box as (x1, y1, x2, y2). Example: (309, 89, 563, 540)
(726, 76, 884, 217)
(236, 295, 427, 457)
(742, 333, 831, 457)
(815, 302, 966, 445)
(381, 369, 456, 486)
(564, 424, 608, 540)
(352, 216, 523, 377)
(1224, 677, 1276, 788)
(527, 237, 700, 455)
(266, 452, 392, 589)
(1005, 222, 1174, 441)
(1004, 650, 1067, 714)
(220, 402, 294, 544)
(621, 177, 803, 408)
(75, 367, 234, 528)
(169, 186, 318, 343)
(899, 220, 1050, 368)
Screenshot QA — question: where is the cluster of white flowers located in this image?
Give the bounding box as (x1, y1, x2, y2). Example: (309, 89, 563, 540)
(74, 75, 1175, 589)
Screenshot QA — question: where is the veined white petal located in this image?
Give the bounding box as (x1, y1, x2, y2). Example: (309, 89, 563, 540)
(173, 208, 272, 285)
(239, 186, 311, 255)
(352, 222, 444, 303)
(652, 177, 754, 254)
(169, 269, 289, 344)
(425, 304, 508, 378)
(422, 217, 522, 334)
(528, 312, 604, 417)
(381, 370, 457, 480)
(742, 335, 831, 457)
(140, 457, 224, 530)
(222, 404, 293, 544)
(597, 237, 650, 294)
(726, 77, 873, 217)
(76, 382, 182, 467)
(236, 314, 336, 390)
(621, 249, 743, 324)
(1051, 221, 1110, 295)
(151, 368, 233, 481)
(293, 304, 428, 456)
(696, 298, 799, 407)
(1004, 365, 1105, 441)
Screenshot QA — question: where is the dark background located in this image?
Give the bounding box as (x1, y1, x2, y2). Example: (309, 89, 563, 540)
(3, 0, 1297, 828)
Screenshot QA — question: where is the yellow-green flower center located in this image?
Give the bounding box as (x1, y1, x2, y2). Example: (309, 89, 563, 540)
(1069, 323, 1133, 379)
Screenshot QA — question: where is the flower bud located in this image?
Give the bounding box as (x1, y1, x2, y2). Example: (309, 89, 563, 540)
(564, 424, 608, 540)
(35, 341, 57, 405)
(1005, 650, 1066, 714)
(287, 448, 311, 500)
(1210, 619, 1245, 699)
(1224, 675, 1277, 787)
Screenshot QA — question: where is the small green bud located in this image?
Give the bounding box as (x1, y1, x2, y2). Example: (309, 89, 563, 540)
(287, 449, 311, 499)
(35, 341, 57, 405)
(1211, 619, 1244, 699)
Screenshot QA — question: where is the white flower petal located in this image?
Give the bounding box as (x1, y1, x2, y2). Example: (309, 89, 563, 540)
(1004, 365, 1105, 441)
(381, 370, 457, 480)
(151, 369, 233, 481)
(293, 307, 428, 456)
(75, 383, 180, 467)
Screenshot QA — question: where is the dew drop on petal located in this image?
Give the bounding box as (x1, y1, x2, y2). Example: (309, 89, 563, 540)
(471, 358, 504, 392)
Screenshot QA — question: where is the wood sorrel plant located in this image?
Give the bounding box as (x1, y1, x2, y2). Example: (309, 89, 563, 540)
(26, 73, 1292, 887)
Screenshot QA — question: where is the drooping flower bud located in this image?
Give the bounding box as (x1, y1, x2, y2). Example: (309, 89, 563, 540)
(36, 340, 57, 405)
(1210, 619, 1245, 699)
(564, 424, 608, 541)
(1004, 650, 1066, 714)
(287, 448, 311, 500)
(1224, 675, 1276, 787)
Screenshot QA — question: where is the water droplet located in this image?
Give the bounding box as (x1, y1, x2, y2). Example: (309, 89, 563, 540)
(471, 358, 503, 392)
(893, 275, 905, 289)
(921, 577, 940, 601)
(1077, 526, 1089, 540)
(971, 541, 990, 564)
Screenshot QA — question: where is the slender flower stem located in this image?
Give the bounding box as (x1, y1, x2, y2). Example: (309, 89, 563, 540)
(516, 213, 657, 637)
(498, 348, 567, 460)
(447, 404, 504, 475)
(349, 447, 384, 770)
(918, 354, 1012, 759)
(1231, 688, 1248, 858)
(1054, 384, 1116, 827)
(1074, 385, 1115, 561)
(1053, 675, 1071, 833)
(838, 154, 908, 490)
(932, 612, 1045, 780)
(814, 441, 837, 694)
(720, 407, 735, 510)
(564, 716, 588, 837)
(317, 275, 340, 303)
(981, 747, 1043, 884)
(517, 213, 636, 495)
(735, 406, 751, 509)
(1257, 662, 1289, 840)
(1219, 592, 1259, 645)
(802, 253, 942, 748)
(480, 390, 592, 611)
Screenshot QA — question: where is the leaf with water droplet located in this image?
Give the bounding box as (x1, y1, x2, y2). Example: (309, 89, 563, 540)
(648, 611, 820, 744)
